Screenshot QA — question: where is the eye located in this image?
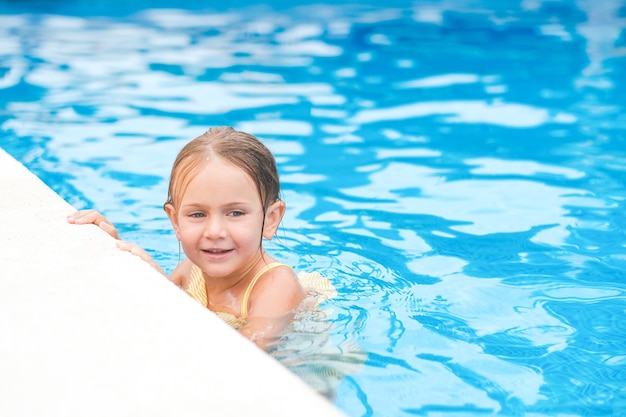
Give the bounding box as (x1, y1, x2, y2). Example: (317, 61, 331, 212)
(189, 212, 205, 218)
(229, 210, 245, 217)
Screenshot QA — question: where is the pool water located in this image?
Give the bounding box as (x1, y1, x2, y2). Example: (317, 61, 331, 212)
(2, 0, 626, 415)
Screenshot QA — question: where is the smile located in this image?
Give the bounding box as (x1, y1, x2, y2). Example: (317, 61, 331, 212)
(202, 249, 232, 254)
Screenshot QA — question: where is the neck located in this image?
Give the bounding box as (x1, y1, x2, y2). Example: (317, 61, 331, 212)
(203, 250, 266, 295)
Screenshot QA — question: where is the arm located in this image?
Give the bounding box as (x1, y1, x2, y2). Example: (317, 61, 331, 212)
(168, 257, 192, 288)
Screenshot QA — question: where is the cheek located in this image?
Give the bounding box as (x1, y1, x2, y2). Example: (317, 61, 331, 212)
(178, 221, 205, 239)
(231, 220, 262, 241)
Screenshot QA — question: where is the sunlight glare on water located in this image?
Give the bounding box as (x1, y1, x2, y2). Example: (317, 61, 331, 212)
(1, 0, 626, 415)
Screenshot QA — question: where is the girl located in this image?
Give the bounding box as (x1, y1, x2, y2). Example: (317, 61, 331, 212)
(69, 127, 334, 350)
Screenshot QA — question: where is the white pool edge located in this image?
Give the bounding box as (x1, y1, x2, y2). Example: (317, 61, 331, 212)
(0, 147, 346, 417)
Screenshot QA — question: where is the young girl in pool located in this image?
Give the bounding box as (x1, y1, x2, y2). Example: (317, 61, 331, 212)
(68, 127, 335, 349)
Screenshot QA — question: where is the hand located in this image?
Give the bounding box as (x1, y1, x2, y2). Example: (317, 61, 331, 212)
(117, 240, 167, 277)
(67, 209, 120, 240)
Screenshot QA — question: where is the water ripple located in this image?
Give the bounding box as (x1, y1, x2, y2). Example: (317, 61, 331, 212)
(2, 1, 626, 416)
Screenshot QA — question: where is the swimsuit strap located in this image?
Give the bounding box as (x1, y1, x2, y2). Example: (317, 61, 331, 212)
(186, 264, 208, 307)
(240, 262, 290, 319)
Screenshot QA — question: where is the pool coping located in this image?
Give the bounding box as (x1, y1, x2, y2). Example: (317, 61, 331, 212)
(0, 147, 346, 417)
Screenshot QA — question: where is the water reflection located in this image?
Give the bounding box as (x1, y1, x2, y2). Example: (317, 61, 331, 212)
(2, 0, 626, 415)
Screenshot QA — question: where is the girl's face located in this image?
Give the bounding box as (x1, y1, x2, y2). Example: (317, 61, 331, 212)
(166, 156, 283, 281)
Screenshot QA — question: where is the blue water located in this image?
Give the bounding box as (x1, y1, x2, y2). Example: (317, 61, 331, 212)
(2, 0, 626, 415)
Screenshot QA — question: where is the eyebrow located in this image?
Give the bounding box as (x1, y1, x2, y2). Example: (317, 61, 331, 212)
(181, 200, 255, 208)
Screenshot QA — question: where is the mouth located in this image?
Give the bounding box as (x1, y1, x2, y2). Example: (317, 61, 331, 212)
(201, 248, 232, 254)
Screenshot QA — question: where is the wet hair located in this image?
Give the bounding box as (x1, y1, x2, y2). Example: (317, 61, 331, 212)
(165, 126, 281, 217)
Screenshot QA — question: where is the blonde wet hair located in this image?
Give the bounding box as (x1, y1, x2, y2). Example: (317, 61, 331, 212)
(164, 126, 281, 217)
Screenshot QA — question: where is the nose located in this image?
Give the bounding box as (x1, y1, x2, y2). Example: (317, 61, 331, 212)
(203, 215, 225, 239)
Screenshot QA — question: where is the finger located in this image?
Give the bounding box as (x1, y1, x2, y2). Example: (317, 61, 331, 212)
(98, 221, 120, 240)
(116, 240, 132, 252)
(67, 210, 98, 224)
(67, 211, 85, 223)
(116, 241, 143, 256)
(114, 241, 167, 277)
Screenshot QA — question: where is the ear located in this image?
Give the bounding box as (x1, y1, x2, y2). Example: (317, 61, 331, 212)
(164, 203, 182, 241)
(262, 200, 285, 240)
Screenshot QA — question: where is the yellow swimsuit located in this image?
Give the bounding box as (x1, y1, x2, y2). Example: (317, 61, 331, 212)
(186, 262, 365, 398)
(185, 262, 336, 329)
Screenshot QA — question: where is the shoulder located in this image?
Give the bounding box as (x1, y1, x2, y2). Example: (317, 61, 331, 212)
(255, 263, 300, 289)
(247, 264, 306, 316)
